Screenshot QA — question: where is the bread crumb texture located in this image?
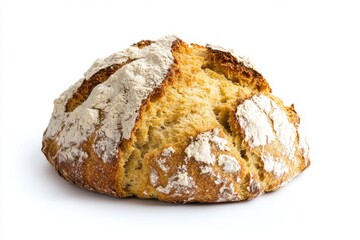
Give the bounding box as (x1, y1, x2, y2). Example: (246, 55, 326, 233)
(42, 36, 310, 203)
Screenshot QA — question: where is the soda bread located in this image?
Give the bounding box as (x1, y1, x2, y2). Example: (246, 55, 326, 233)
(42, 36, 310, 203)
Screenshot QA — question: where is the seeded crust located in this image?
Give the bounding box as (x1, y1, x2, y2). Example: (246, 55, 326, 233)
(42, 37, 310, 203)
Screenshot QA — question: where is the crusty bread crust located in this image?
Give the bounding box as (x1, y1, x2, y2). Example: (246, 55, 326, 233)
(42, 36, 310, 203)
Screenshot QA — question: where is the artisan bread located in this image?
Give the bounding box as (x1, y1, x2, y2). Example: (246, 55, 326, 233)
(42, 36, 310, 203)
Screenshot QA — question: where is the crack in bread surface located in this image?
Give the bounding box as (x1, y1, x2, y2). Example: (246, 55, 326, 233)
(65, 61, 132, 112)
(120, 43, 274, 198)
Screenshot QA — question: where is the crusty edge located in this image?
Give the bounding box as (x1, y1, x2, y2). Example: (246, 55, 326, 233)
(204, 46, 271, 93)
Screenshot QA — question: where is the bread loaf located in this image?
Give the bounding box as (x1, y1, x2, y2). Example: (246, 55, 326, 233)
(42, 36, 310, 203)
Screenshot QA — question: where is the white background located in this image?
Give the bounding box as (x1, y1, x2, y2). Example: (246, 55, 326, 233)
(1, 0, 359, 239)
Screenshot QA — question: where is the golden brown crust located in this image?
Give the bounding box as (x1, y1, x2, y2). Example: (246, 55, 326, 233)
(42, 128, 119, 196)
(204, 47, 271, 92)
(132, 40, 155, 49)
(66, 62, 131, 112)
(42, 36, 310, 203)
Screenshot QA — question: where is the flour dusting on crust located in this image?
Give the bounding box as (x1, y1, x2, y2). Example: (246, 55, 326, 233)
(44, 35, 178, 163)
(261, 154, 289, 178)
(185, 129, 242, 178)
(184, 128, 230, 164)
(157, 147, 175, 172)
(236, 94, 296, 160)
(218, 155, 241, 173)
(156, 165, 195, 196)
(247, 173, 262, 196)
(150, 167, 159, 186)
(218, 183, 240, 202)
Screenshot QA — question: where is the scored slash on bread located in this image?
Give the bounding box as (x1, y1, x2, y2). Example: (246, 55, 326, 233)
(42, 36, 310, 203)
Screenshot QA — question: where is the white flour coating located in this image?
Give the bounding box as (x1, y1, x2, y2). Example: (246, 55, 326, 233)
(150, 167, 159, 186)
(200, 166, 227, 185)
(186, 129, 242, 180)
(200, 168, 241, 201)
(162, 147, 175, 157)
(157, 147, 175, 172)
(218, 154, 241, 173)
(156, 165, 195, 195)
(214, 173, 226, 185)
(247, 173, 262, 195)
(269, 103, 297, 161)
(51, 107, 100, 163)
(261, 155, 289, 178)
(236, 94, 296, 160)
(184, 128, 230, 164)
(210, 128, 230, 151)
(157, 158, 169, 173)
(206, 44, 256, 70)
(44, 35, 177, 163)
(185, 138, 214, 164)
(217, 183, 240, 202)
(236, 95, 275, 147)
(200, 166, 214, 175)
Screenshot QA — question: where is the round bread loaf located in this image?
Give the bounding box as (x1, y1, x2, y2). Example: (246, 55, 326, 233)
(42, 36, 310, 203)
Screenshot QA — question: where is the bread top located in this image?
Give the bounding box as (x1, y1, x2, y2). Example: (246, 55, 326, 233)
(42, 36, 309, 202)
(44, 36, 177, 163)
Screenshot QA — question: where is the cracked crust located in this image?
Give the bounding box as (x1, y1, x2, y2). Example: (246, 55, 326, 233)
(42, 36, 310, 203)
